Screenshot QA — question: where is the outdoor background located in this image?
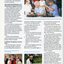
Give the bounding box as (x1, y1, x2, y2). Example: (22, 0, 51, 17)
(24, 54, 42, 64)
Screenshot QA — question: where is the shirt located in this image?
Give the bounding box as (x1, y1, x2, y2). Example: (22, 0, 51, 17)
(39, 1, 46, 14)
(49, 4, 59, 16)
(17, 61, 22, 64)
(24, 4, 32, 15)
(26, 59, 32, 64)
(35, 7, 44, 14)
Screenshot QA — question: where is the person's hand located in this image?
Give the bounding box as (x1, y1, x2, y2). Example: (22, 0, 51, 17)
(46, 9, 50, 12)
(48, 7, 54, 11)
(44, 5, 49, 8)
(37, 13, 41, 16)
(30, 12, 34, 16)
(31, 12, 34, 14)
(43, 13, 46, 16)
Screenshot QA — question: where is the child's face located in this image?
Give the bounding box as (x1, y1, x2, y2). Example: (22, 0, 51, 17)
(48, 2, 53, 6)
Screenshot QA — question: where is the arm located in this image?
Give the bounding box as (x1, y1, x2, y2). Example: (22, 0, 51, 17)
(48, 7, 54, 11)
(40, 5, 49, 9)
(48, 5, 57, 11)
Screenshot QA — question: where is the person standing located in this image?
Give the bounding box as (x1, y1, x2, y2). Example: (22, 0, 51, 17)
(4, 55, 8, 64)
(26, 55, 33, 64)
(24, 0, 32, 16)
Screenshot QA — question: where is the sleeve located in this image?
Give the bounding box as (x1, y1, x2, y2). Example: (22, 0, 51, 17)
(52, 5, 57, 10)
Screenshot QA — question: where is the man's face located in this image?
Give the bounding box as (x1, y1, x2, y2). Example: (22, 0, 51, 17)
(30, 56, 33, 60)
(34, 1, 40, 8)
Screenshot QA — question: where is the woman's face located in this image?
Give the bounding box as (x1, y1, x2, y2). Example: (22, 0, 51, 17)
(40, 0, 44, 1)
(10, 55, 14, 60)
(26, 0, 30, 4)
(17, 59, 20, 62)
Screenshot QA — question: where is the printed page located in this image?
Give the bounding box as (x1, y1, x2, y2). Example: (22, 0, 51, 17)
(0, 0, 64, 64)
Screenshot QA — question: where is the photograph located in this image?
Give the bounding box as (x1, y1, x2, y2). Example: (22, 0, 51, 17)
(24, 0, 62, 17)
(24, 54, 42, 64)
(4, 54, 22, 64)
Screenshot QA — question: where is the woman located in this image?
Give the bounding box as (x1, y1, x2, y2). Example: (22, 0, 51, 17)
(24, 0, 32, 16)
(16, 58, 22, 64)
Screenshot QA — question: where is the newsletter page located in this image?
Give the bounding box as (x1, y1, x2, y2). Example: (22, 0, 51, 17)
(0, 0, 64, 64)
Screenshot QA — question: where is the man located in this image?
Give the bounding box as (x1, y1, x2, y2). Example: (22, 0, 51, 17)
(26, 55, 33, 64)
(30, 0, 35, 9)
(34, 1, 43, 16)
(47, 0, 59, 16)
(4, 55, 8, 64)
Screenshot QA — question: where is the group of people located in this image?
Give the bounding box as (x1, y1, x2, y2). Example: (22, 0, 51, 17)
(4, 54, 22, 64)
(24, 0, 61, 17)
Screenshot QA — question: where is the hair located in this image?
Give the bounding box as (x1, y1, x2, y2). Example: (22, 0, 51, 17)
(24, 0, 30, 4)
(24, 0, 26, 4)
(29, 55, 33, 57)
(48, 0, 54, 3)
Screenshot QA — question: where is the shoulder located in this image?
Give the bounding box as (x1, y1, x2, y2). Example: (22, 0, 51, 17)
(52, 4, 57, 8)
(53, 4, 57, 7)
(26, 59, 30, 61)
(18, 61, 22, 64)
(29, 5, 32, 8)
